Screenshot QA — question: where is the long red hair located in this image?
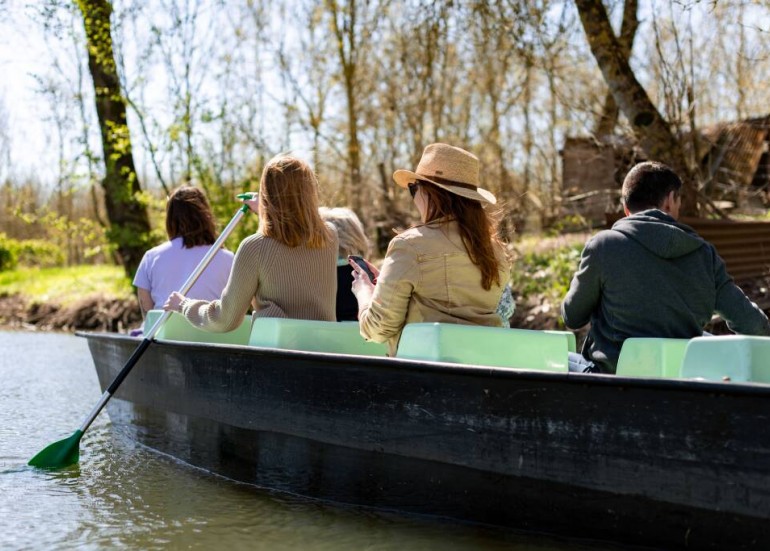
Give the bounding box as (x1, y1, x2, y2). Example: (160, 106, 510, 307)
(418, 182, 505, 290)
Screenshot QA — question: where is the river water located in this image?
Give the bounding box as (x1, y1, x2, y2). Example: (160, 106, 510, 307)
(0, 331, 622, 550)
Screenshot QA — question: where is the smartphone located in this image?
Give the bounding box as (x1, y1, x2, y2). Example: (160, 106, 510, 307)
(348, 255, 377, 283)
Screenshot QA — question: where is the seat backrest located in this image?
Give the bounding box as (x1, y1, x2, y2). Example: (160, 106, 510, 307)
(545, 330, 577, 353)
(249, 318, 388, 357)
(144, 310, 252, 345)
(396, 323, 569, 372)
(616, 338, 690, 378)
(680, 335, 770, 383)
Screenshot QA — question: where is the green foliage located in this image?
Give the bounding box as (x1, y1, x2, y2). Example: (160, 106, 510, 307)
(0, 233, 65, 271)
(546, 214, 589, 236)
(10, 239, 64, 268)
(510, 242, 584, 303)
(0, 235, 16, 271)
(6, 207, 114, 266)
(201, 170, 262, 245)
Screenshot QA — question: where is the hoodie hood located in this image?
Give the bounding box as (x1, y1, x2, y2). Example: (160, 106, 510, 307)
(611, 209, 705, 259)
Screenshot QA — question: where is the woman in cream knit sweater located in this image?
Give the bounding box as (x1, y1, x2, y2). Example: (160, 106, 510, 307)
(164, 155, 339, 331)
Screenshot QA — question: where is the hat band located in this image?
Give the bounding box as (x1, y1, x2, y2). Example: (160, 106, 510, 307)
(418, 174, 478, 191)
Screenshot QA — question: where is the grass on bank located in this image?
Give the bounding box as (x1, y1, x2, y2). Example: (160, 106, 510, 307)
(0, 265, 133, 305)
(0, 232, 593, 312)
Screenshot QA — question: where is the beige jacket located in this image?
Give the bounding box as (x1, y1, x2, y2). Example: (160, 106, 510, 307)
(359, 219, 510, 355)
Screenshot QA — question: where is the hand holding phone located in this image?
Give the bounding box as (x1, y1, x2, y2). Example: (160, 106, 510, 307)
(348, 255, 377, 283)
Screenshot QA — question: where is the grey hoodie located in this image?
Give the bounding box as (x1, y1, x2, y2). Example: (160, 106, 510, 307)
(561, 209, 770, 373)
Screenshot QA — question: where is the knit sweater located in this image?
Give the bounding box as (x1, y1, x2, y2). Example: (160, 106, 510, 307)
(180, 226, 339, 331)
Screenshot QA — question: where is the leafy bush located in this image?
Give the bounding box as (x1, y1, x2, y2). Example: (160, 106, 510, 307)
(0, 233, 65, 271)
(0, 233, 18, 271)
(12, 239, 65, 268)
(510, 242, 584, 303)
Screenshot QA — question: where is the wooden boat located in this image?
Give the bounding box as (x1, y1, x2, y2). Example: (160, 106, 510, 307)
(81, 314, 770, 550)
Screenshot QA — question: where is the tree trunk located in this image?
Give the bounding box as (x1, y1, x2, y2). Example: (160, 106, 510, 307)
(593, 0, 638, 138)
(575, 0, 699, 216)
(77, 0, 151, 276)
(327, 0, 364, 214)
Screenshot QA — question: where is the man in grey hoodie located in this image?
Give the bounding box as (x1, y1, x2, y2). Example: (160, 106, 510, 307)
(562, 161, 770, 374)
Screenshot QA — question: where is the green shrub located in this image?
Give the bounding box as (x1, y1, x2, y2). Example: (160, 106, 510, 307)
(0, 233, 18, 272)
(12, 239, 65, 268)
(510, 244, 583, 302)
(0, 234, 65, 271)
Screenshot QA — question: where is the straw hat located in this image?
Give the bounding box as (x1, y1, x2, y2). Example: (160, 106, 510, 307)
(393, 143, 496, 204)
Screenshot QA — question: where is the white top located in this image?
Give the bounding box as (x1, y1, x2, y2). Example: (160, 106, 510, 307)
(133, 237, 235, 308)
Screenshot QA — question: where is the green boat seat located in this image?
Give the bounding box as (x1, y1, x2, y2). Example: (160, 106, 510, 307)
(545, 330, 577, 353)
(680, 335, 770, 383)
(144, 310, 251, 346)
(396, 323, 569, 372)
(249, 318, 388, 357)
(616, 338, 690, 378)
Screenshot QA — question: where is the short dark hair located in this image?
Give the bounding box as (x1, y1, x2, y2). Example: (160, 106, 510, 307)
(621, 161, 682, 213)
(166, 186, 217, 247)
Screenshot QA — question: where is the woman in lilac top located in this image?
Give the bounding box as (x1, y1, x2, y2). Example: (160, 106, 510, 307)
(133, 186, 234, 317)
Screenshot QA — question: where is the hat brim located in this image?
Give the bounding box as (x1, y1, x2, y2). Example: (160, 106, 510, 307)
(393, 170, 496, 204)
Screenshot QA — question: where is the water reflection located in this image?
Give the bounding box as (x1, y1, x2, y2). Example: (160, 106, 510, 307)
(64, 426, 544, 551)
(0, 332, 621, 551)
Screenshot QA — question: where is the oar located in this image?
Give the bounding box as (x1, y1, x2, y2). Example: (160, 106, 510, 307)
(28, 195, 255, 469)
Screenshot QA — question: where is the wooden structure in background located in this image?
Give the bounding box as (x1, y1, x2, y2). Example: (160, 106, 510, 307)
(563, 115, 770, 224)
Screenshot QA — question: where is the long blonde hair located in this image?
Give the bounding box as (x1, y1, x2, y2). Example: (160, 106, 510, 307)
(259, 155, 333, 248)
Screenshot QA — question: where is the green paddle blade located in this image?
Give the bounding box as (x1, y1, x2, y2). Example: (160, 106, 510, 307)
(28, 430, 83, 469)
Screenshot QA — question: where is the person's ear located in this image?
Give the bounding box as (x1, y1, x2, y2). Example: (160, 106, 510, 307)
(623, 204, 631, 216)
(660, 190, 676, 214)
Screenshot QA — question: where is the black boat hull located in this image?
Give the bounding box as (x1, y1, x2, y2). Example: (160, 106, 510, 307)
(83, 332, 770, 549)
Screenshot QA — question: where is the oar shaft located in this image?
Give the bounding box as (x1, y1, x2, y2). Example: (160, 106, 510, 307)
(75, 203, 250, 435)
(175, 207, 247, 298)
(78, 391, 111, 433)
(143, 207, 247, 344)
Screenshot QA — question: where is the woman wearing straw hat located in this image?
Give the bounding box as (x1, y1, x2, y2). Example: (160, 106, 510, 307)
(350, 143, 511, 356)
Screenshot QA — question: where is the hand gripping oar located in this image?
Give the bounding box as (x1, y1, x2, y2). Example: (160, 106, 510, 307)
(28, 195, 255, 469)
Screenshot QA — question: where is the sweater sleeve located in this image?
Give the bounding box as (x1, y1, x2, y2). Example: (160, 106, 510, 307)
(358, 237, 419, 343)
(180, 235, 261, 332)
(561, 237, 602, 330)
(712, 247, 770, 336)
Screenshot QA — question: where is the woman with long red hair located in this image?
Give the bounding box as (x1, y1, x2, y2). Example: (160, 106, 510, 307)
(351, 143, 510, 355)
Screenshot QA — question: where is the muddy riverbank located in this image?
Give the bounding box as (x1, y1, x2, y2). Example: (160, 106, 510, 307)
(2, 280, 768, 337)
(0, 293, 142, 332)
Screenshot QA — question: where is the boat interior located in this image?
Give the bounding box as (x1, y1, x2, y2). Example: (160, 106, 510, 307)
(142, 310, 770, 384)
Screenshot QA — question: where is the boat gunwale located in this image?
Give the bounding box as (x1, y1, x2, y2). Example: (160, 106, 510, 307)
(77, 330, 770, 398)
